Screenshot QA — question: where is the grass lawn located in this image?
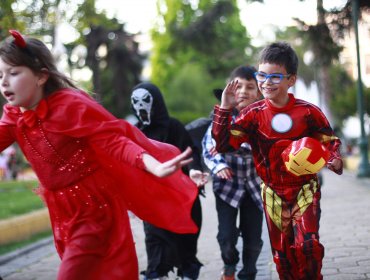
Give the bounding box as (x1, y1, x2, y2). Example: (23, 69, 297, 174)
(0, 179, 51, 256)
(0, 180, 44, 220)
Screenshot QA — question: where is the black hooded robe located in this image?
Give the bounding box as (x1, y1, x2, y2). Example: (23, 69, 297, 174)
(131, 82, 203, 278)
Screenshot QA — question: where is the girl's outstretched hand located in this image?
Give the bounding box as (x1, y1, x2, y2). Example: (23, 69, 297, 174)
(143, 147, 193, 178)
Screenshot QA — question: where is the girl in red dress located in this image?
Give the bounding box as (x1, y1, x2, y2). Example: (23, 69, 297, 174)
(0, 30, 205, 280)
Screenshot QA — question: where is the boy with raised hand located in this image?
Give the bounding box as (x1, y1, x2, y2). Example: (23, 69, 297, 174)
(212, 42, 342, 280)
(202, 65, 263, 280)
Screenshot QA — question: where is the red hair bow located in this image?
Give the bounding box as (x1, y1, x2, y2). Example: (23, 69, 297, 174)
(9, 30, 27, 48)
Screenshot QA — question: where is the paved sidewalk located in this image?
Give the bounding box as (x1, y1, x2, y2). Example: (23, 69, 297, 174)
(1, 168, 370, 279)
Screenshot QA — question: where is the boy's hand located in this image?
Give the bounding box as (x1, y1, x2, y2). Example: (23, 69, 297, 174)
(216, 167, 234, 180)
(220, 80, 238, 110)
(327, 158, 342, 173)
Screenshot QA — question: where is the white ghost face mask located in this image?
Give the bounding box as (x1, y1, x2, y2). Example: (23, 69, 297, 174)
(131, 88, 153, 125)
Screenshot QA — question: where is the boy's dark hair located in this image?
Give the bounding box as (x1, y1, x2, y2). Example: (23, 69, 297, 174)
(258, 42, 298, 75)
(228, 65, 257, 82)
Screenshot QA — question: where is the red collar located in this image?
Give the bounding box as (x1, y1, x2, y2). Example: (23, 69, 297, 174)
(265, 93, 296, 112)
(17, 99, 48, 128)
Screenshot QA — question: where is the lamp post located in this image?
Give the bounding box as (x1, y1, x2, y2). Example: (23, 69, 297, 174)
(352, 0, 370, 177)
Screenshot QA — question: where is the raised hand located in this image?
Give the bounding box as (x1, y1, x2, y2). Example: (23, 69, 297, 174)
(220, 80, 239, 110)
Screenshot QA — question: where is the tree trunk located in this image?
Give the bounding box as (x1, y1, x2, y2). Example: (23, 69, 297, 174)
(316, 0, 334, 126)
(317, 65, 333, 124)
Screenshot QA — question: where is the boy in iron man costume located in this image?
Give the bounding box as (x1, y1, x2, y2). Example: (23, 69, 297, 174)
(212, 42, 343, 280)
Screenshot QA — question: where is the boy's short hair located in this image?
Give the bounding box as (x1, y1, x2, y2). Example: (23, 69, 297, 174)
(258, 42, 298, 75)
(228, 65, 257, 82)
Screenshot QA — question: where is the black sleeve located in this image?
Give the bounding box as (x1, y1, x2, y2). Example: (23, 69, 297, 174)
(168, 119, 203, 174)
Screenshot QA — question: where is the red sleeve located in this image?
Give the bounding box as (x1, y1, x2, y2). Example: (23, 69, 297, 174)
(0, 123, 16, 152)
(42, 90, 198, 233)
(310, 106, 343, 174)
(0, 107, 18, 152)
(212, 105, 250, 152)
(43, 90, 181, 167)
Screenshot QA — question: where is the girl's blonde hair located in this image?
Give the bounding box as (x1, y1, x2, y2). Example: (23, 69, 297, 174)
(0, 34, 78, 96)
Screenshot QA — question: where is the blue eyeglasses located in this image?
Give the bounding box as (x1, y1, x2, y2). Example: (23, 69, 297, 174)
(254, 72, 291, 84)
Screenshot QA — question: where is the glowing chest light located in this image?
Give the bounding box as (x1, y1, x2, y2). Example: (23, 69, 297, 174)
(271, 113, 293, 133)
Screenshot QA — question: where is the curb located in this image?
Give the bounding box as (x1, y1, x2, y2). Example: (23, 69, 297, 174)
(0, 208, 50, 245)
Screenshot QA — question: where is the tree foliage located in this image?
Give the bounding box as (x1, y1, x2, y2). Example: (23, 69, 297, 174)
(0, 0, 19, 38)
(150, 0, 255, 122)
(72, 0, 144, 117)
(329, 66, 370, 124)
(0, 0, 143, 118)
(324, 0, 370, 41)
(246, 0, 370, 128)
(273, 7, 367, 127)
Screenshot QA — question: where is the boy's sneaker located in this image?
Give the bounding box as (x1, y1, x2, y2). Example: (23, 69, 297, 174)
(220, 265, 236, 280)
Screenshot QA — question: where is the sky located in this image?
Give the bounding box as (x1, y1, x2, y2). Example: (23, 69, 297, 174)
(94, 0, 348, 46)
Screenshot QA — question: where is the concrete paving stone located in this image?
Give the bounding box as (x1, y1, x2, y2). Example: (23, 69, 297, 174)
(339, 265, 370, 274)
(357, 238, 370, 247)
(342, 240, 370, 247)
(351, 250, 370, 258)
(324, 260, 358, 268)
(324, 274, 368, 280)
(0, 238, 55, 277)
(358, 260, 370, 267)
(336, 246, 368, 254)
(325, 249, 352, 258)
(350, 248, 370, 257)
(353, 233, 370, 240)
(333, 255, 370, 264)
(2, 168, 370, 279)
(323, 258, 335, 264)
(321, 267, 340, 275)
(321, 240, 344, 248)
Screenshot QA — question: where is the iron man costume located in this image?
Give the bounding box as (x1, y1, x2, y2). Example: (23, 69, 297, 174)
(212, 94, 342, 280)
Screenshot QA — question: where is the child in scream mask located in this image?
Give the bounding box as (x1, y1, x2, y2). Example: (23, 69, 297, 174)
(131, 82, 208, 280)
(212, 42, 342, 280)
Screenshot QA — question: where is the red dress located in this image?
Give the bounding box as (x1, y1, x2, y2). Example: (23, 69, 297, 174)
(0, 89, 198, 280)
